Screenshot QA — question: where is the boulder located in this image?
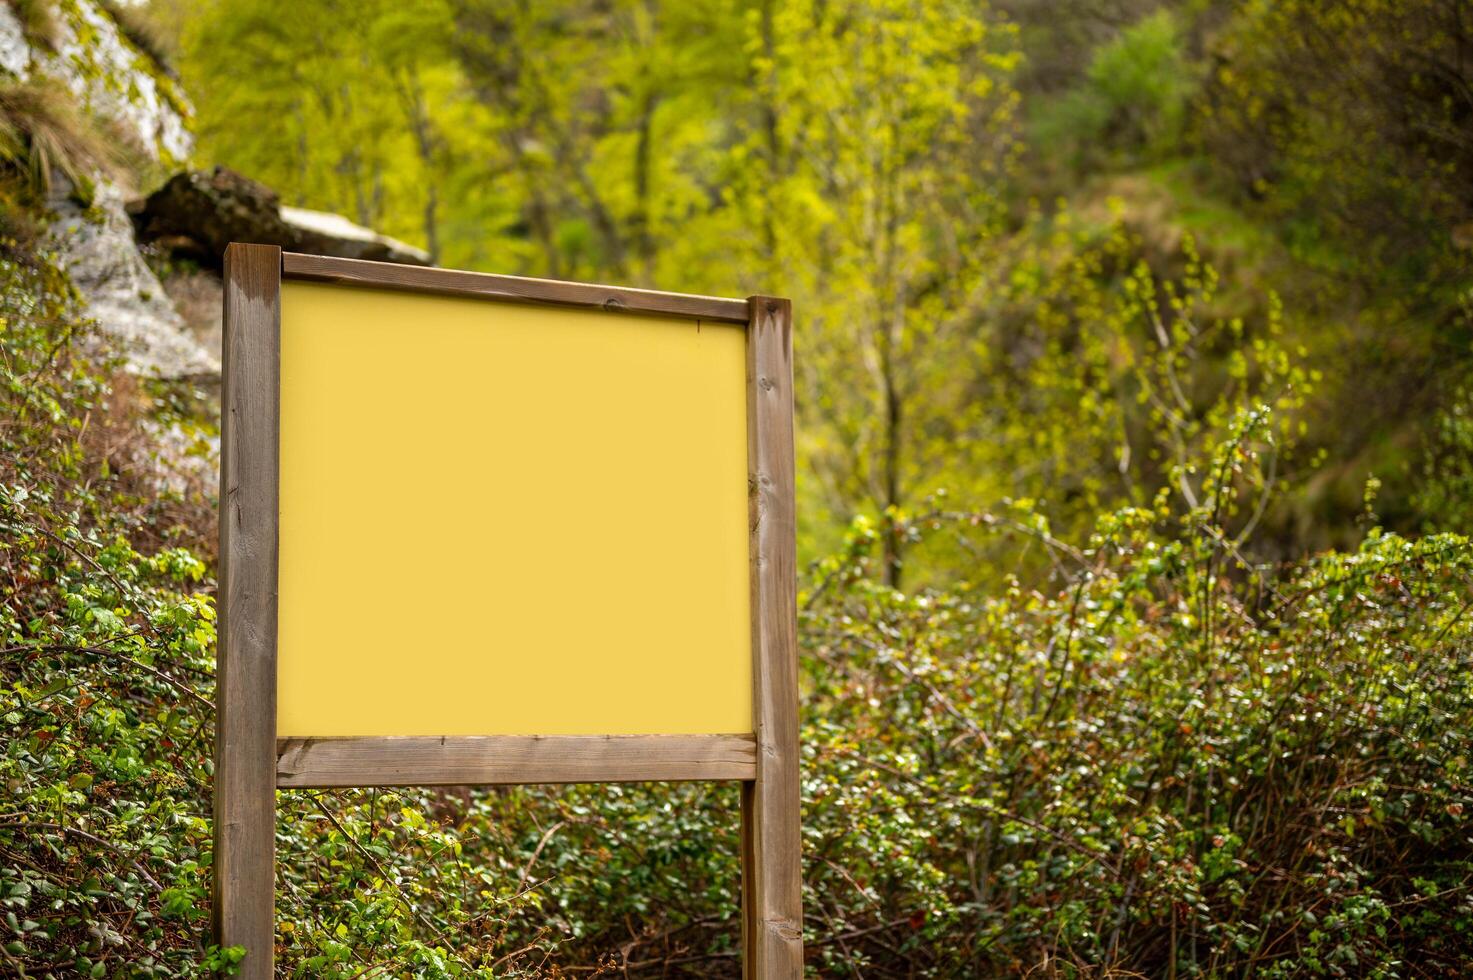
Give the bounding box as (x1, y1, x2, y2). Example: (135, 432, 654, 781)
(129, 166, 431, 267)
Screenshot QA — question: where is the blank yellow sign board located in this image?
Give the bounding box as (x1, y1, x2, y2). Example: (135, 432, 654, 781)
(276, 282, 752, 737)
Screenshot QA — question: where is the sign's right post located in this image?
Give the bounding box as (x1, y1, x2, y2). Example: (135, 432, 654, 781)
(742, 295, 803, 978)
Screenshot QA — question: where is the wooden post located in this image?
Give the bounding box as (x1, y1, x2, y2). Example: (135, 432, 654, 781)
(214, 242, 282, 979)
(743, 296, 803, 978)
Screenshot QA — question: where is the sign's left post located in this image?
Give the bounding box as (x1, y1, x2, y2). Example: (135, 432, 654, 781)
(213, 242, 282, 979)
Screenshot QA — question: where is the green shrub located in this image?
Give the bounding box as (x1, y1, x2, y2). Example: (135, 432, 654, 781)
(3, 243, 1471, 976)
(1414, 385, 1473, 534)
(0, 244, 231, 976)
(1031, 10, 1196, 171)
(793, 438, 1473, 975)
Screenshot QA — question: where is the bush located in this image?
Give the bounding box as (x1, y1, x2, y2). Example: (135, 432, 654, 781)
(795, 437, 1473, 975)
(3, 243, 1471, 976)
(1031, 11, 1195, 171)
(0, 244, 225, 975)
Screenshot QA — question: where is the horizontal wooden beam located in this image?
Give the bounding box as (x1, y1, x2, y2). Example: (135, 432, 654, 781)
(275, 734, 758, 788)
(281, 252, 751, 324)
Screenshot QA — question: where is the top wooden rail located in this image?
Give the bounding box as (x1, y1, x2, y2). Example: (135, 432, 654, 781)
(281, 252, 752, 324)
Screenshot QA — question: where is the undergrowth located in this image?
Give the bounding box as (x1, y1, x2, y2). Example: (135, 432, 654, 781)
(2, 245, 1471, 977)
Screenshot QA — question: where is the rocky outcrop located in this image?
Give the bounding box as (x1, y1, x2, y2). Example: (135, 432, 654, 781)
(0, 0, 210, 377)
(52, 180, 219, 378)
(1, 3, 427, 379)
(130, 166, 431, 267)
(0, 0, 191, 164)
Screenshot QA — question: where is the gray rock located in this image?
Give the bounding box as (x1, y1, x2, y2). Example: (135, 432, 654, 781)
(0, 0, 210, 378)
(50, 180, 219, 379)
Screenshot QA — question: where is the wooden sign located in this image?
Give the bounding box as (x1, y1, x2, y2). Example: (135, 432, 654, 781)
(214, 244, 801, 977)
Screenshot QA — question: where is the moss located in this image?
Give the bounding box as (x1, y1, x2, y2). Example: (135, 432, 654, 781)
(96, 0, 178, 80)
(6, 0, 61, 53)
(153, 66, 191, 121)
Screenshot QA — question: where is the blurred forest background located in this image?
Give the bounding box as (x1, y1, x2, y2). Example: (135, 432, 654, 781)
(150, 0, 1473, 581)
(5, 0, 1473, 976)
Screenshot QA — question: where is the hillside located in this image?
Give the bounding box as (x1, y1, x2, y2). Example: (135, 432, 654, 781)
(3, 0, 1473, 976)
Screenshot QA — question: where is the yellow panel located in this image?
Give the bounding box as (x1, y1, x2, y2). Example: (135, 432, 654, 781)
(276, 282, 751, 736)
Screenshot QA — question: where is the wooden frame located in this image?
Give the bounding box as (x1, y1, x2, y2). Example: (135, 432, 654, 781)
(215, 245, 802, 978)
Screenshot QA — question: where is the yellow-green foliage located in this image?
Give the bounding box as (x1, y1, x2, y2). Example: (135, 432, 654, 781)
(1030, 9, 1196, 171)
(165, 0, 1473, 570)
(5, 242, 1471, 975)
(6, 1, 1473, 973)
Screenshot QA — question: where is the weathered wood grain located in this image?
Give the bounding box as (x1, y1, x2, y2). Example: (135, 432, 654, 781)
(282, 251, 751, 323)
(214, 243, 281, 980)
(275, 734, 758, 787)
(742, 296, 804, 978)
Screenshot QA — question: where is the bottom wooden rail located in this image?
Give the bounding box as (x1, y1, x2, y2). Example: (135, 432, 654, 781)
(275, 733, 758, 788)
